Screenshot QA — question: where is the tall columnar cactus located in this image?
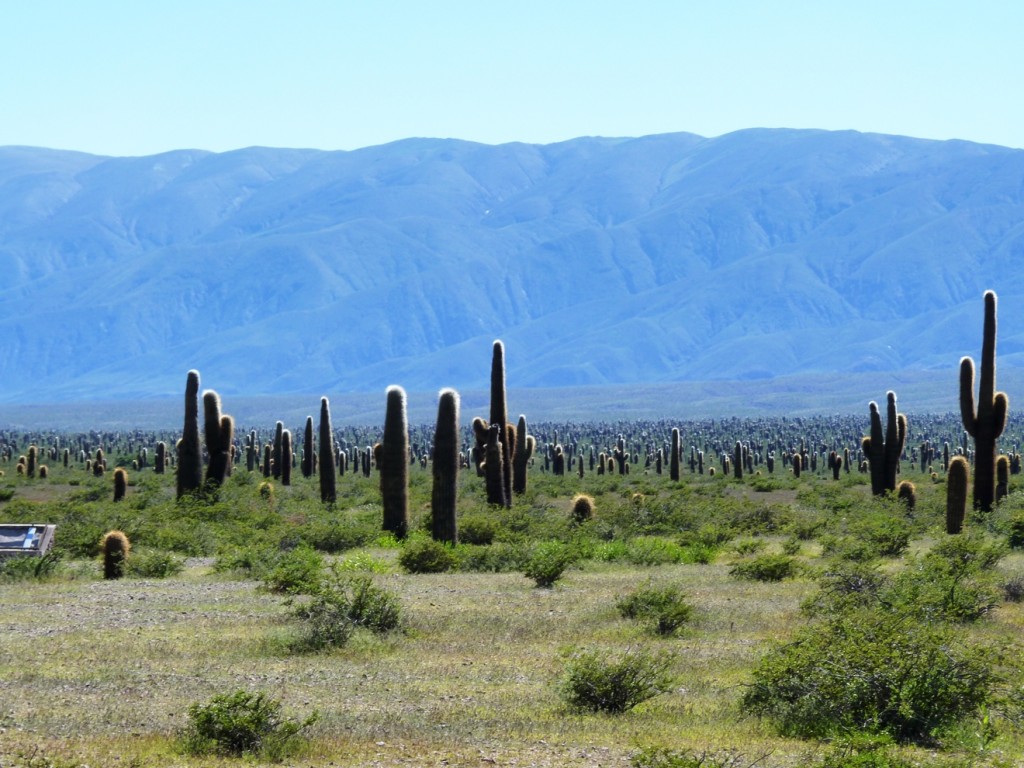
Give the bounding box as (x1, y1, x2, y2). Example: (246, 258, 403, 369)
(93, 448, 106, 477)
(431, 388, 460, 543)
(483, 424, 506, 507)
(177, 370, 203, 498)
(512, 414, 535, 495)
(155, 441, 166, 474)
(960, 290, 1009, 512)
(113, 467, 128, 502)
(488, 341, 513, 507)
(613, 436, 629, 475)
(272, 422, 284, 480)
(101, 530, 130, 580)
(670, 428, 681, 481)
(302, 416, 315, 478)
(203, 390, 234, 487)
(319, 397, 337, 504)
(26, 445, 37, 478)
(733, 441, 743, 480)
(280, 429, 292, 486)
(862, 392, 907, 496)
(379, 385, 409, 539)
(246, 430, 257, 472)
(947, 456, 969, 534)
(263, 444, 272, 478)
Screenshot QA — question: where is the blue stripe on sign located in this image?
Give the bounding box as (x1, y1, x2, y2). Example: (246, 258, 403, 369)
(23, 527, 36, 548)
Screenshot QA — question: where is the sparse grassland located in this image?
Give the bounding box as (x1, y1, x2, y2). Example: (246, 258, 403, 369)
(1, 435, 1023, 767)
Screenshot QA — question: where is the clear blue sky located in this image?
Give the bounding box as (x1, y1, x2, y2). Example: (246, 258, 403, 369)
(2, 1, 1022, 156)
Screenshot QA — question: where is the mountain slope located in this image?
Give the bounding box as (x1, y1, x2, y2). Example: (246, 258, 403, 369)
(2, 129, 1023, 403)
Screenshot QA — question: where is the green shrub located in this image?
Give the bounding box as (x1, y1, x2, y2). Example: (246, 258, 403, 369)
(398, 535, 458, 573)
(179, 689, 318, 758)
(559, 647, 674, 713)
(456, 542, 527, 572)
(742, 609, 996, 743)
(781, 537, 802, 556)
(625, 537, 687, 566)
(677, 543, 717, 564)
(801, 562, 888, 617)
(291, 590, 356, 652)
(336, 573, 402, 633)
(729, 554, 798, 582)
(458, 515, 497, 545)
(125, 548, 185, 578)
(616, 583, 693, 635)
(886, 534, 1004, 623)
(523, 540, 576, 587)
(263, 545, 324, 594)
(632, 747, 768, 768)
(732, 538, 766, 556)
(0, 552, 63, 582)
(1005, 513, 1024, 549)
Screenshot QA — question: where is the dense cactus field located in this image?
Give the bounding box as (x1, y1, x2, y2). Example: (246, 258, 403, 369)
(3, 295, 1024, 766)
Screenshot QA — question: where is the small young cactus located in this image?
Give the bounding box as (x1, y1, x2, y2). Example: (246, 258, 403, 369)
(113, 467, 128, 502)
(101, 530, 130, 580)
(570, 494, 595, 524)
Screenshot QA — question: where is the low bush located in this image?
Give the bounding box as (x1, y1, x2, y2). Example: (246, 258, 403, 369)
(291, 590, 356, 652)
(523, 540, 576, 587)
(0, 551, 63, 582)
(559, 647, 674, 713)
(456, 542, 526, 572)
(179, 689, 318, 759)
(398, 536, 459, 573)
(742, 609, 996, 743)
(338, 573, 402, 633)
(886, 534, 1005, 623)
(631, 747, 770, 768)
(616, 582, 693, 635)
(263, 545, 324, 594)
(729, 554, 798, 582)
(125, 548, 185, 578)
(458, 515, 497, 545)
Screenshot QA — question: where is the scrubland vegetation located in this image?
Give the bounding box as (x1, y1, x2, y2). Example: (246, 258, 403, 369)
(2, 402, 1024, 767)
(2, 294, 1023, 767)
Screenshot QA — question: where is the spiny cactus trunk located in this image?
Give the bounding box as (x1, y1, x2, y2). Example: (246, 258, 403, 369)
(431, 389, 460, 543)
(203, 390, 233, 487)
(113, 468, 128, 502)
(101, 530, 130, 580)
(670, 428, 680, 481)
(319, 398, 337, 504)
(302, 416, 315, 478)
(863, 392, 907, 496)
(946, 456, 969, 534)
(961, 291, 1009, 512)
(483, 424, 507, 507)
(489, 341, 513, 507)
(280, 430, 292, 486)
(380, 386, 409, 539)
(272, 422, 284, 480)
(512, 414, 534, 495)
(177, 370, 203, 498)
